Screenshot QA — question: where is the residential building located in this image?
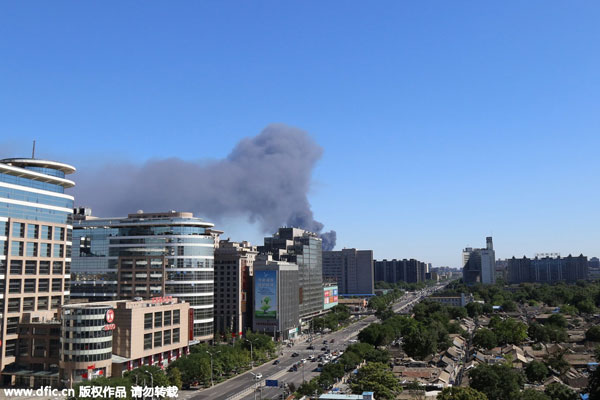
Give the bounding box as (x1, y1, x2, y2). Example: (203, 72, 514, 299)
(462, 237, 496, 284)
(322, 249, 374, 295)
(71, 210, 216, 342)
(373, 258, 428, 284)
(0, 158, 76, 376)
(508, 254, 589, 284)
(589, 257, 600, 279)
(252, 255, 299, 340)
(258, 228, 323, 323)
(214, 239, 257, 337)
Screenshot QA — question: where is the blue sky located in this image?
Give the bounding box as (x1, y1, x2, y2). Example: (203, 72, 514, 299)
(1, 2, 599, 266)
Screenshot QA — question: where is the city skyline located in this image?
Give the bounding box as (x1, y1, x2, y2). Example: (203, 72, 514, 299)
(2, 2, 600, 266)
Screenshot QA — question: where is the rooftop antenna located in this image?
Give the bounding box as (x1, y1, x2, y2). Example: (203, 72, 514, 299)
(32, 140, 36, 159)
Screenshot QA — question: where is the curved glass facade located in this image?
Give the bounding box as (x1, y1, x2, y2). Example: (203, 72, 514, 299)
(72, 212, 216, 341)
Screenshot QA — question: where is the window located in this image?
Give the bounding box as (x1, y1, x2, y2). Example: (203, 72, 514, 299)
(144, 313, 152, 330)
(164, 311, 172, 326)
(52, 279, 62, 292)
(26, 242, 37, 257)
(6, 317, 19, 334)
(173, 310, 180, 324)
(25, 261, 37, 274)
(7, 298, 20, 313)
(173, 328, 180, 343)
(41, 226, 52, 240)
(163, 330, 171, 345)
(54, 227, 64, 241)
(10, 260, 22, 275)
(23, 297, 35, 311)
(52, 262, 63, 274)
(154, 332, 162, 348)
(38, 279, 49, 292)
(5, 339, 16, 357)
(40, 243, 51, 257)
(38, 297, 49, 310)
(27, 224, 38, 239)
(144, 333, 152, 350)
(154, 312, 162, 328)
(39, 261, 50, 274)
(12, 222, 25, 238)
(9, 279, 21, 293)
(51, 296, 61, 308)
(11, 241, 23, 256)
(53, 244, 63, 258)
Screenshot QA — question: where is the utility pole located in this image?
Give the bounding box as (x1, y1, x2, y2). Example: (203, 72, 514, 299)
(245, 339, 254, 368)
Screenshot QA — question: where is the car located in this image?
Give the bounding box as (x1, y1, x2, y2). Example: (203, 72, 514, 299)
(330, 339, 335, 343)
(323, 340, 328, 344)
(273, 360, 280, 365)
(291, 352, 300, 357)
(292, 365, 298, 371)
(307, 345, 315, 350)
(288, 367, 295, 372)
(254, 373, 263, 380)
(301, 358, 307, 364)
(321, 347, 327, 351)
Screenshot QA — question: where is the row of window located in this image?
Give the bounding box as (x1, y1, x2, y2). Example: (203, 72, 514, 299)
(8, 278, 68, 293)
(0, 172, 66, 193)
(64, 340, 112, 351)
(10, 221, 70, 240)
(64, 329, 112, 339)
(4, 260, 69, 275)
(62, 351, 112, 363)
(9, 241, 71, 258)
(7, 296, 63, 313)
(144, 310, 181, 329)
(0, 202, 73, 224)
(143, 328, 180, 350)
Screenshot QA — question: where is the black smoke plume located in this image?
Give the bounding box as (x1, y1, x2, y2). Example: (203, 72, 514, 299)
(73, 124, 336, 250)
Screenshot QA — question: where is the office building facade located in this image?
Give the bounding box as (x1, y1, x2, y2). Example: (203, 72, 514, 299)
(258, 228, 323, 321)
(462, 237, 496, 285)
(214, 239, 257, 337)
(252, 256, 299, 340)
(373, 258, 428, 284)
(71, 210, 216, 342)
(322, 249, 374, 295)
(0, 158, 75, 376)
(508, 254, 589, 284)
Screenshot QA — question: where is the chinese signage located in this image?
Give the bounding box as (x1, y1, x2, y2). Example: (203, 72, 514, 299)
(151, 296, 174, 304)
(254, 270, 277, 319)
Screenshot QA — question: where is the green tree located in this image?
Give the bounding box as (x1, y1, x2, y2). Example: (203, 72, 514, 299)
(350, 362, 402, 400)
(125, 365, 171, 388)
(524, 361, 548, 383)
(167, 367, 183, 389)
(519, 389, 550, 400)
(587, 326, 600, 342)
(466, 302, 484, 318)
(296, 378, 322, 396)
(473, 328, 498, 350)
(437, 387, 488, 400)
(588, 365, 600, 400)
(468, 363, 524, 400)
(543, 382, 577, 400)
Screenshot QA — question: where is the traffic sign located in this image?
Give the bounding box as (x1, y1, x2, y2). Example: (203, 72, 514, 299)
(265, 380, 278, 387)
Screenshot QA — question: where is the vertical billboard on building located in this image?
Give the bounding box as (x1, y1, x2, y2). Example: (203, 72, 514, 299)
(255, 270, 277, 319)
(323, 285, 338, 309)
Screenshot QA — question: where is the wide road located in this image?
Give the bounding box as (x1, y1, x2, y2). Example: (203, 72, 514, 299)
(185, 283, 448, 400)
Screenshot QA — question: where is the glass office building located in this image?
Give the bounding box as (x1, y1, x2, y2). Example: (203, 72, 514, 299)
(0, 158, 75, 376)
(259, 227, 323, 321)
(72, 210, 216, 342)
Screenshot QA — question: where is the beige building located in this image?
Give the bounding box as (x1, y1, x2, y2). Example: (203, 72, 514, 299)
(214, 239, 257, 337)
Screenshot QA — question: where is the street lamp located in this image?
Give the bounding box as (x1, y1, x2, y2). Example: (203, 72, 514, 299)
(205, 350, 221, 387)
(143, 371, 153, 400)
(244, 339, 254, 368)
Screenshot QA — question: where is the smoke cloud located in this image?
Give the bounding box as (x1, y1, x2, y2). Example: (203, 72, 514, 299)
(73, 124, 336, 250)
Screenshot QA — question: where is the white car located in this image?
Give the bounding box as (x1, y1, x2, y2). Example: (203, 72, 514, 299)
(254, 373, 263, 380)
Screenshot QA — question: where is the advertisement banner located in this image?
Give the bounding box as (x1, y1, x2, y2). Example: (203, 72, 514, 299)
(255, 270, 277, 319)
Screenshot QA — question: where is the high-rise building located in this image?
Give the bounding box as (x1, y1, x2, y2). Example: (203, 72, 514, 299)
(258, 228, 323, 322)
(252, 255, 299, 340)
(508, 254, 588, 284)
(462, 237, 496, 285)
(0, 158, 76, 373)
(373, 258, 428, 284)
(71, 210, 217, 342)
(214, 239, 257, 337)
(322, 249, 374, 295)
